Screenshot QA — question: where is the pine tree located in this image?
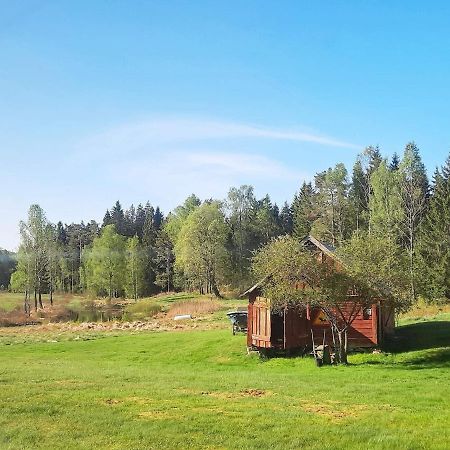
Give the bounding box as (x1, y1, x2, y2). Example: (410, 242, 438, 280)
(312, 164, 351, 246)
(350, 146, 383, 232)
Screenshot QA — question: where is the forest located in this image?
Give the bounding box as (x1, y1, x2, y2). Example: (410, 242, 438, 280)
(5, 143, 450, 308)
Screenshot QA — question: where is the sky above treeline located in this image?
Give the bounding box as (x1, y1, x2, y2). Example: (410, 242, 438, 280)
(1, 1, 450, 250)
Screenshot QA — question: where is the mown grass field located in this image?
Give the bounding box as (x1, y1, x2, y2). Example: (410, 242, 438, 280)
(0, 307, 449, 450)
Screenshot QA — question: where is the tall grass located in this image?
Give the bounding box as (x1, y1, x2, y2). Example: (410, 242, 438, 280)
(167, 298, 221, 317)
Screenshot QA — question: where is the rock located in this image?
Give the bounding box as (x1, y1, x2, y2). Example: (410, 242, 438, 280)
(173, 314, 192, 321)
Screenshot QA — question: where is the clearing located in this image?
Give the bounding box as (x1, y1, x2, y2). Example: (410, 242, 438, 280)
(0, 294, 449, 449)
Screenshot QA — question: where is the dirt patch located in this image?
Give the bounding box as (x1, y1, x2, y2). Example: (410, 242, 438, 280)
(199, 388, 271, 399)
(138, 410, 179, 420)
(104, 398, 122, 405)
(240, 388, 267, 397)
(300, 401, 368, 422)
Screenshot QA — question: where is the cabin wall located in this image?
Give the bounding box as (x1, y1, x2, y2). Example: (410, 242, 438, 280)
(381, 304, 395, 337)
(248, 301, 382, 350)
(284, 308, 309, 349)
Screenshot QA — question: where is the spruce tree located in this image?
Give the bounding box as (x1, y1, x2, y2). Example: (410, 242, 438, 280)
(292, 182, 315, 239)
(102, 210, 112, 228)
(134, 204, 146, 240)
(153, 206, 164, 231)
(111, 201, 126, 235)
(279, 201, 293, 235)
(399, 142, 429, 299)
(124, 204, 136, 236)
(417, 155, 450, 301)
(390, 152, 400, 171)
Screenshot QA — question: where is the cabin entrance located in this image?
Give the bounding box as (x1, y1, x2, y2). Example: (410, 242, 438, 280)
(270, 310, 284, 348)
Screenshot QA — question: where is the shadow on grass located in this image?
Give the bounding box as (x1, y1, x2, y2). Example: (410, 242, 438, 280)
(387, 321, 450, 352)
(375, 321, 450, 369)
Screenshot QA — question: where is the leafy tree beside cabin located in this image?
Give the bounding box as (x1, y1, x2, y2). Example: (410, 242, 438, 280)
(252, 234, 409, 364)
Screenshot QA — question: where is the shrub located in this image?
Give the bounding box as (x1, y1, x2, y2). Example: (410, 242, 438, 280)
(123, 301, 161, 321)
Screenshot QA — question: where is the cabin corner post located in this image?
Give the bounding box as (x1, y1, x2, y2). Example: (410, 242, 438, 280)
(373, 302, 380, 346)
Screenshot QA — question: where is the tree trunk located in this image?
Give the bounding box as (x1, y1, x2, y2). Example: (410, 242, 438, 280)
(34, 289, 37, 312)
(336, 329, 348, 365)
(211, 279, 222, 298)
(38, 290, 43, 309)
(24, 290, 30, 316)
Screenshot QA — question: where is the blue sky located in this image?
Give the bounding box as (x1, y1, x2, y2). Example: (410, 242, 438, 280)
(1, 1, 450, 250)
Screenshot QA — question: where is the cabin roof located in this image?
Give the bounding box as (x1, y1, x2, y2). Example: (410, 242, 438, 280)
(241, 276, 269, 296)
(301, 235, 337, 260)
(241, 235, 336, 296)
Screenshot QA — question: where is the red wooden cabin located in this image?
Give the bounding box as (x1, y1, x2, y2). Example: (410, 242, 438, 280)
(244, 236, 395, 352)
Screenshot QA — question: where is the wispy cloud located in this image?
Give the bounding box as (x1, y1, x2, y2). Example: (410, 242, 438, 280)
(67, 115, 355, 214)
(186, 152, 298, 178)
(78, 116, 359, 158)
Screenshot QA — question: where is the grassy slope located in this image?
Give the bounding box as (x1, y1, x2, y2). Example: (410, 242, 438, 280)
(0, 316, 449, 449)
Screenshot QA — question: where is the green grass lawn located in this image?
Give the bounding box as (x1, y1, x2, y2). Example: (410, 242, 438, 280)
(0, 314, 449, 449)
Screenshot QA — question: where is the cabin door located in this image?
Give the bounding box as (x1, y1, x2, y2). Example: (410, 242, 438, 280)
(251, 305, 271, 348)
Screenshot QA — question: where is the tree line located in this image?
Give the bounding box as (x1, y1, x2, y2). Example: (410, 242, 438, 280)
(8, 142, 450, 309)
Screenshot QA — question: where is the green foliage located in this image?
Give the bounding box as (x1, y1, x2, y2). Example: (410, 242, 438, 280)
(154, 230, 174, 293)
(226, 185, 257, 286)
(292, 182, 316, 238)
(338, 232, 411, 311)
(125, 236, 146, 300)
(0, 249, 16, 289)
(417, 155, 450, 301)
(350, 146, 383, 231)
(252, 235, 323, 309)
(175, 201, 230, 296)
(369, 160, 404, 241)
(165, 194, 201, 244)
(312, 163, 353, 245)
(9, 268, 27, 293)
(83, 225, 126, 298)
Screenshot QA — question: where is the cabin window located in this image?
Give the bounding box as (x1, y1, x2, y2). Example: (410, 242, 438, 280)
(363, 307, 372, 320)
